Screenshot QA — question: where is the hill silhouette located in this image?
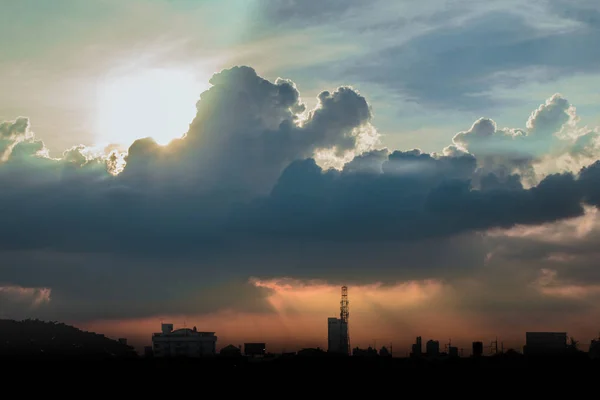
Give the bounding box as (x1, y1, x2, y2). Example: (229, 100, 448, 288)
(0, 319, 137, 359)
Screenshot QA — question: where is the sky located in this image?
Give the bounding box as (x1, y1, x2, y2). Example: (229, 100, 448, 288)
(2, 0, 600, 355)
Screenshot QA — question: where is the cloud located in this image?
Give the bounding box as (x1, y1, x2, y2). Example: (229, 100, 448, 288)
(2, 65, 600, 333)
(550, 0, 600, 28)
(257, 0, 367, 27)
(444, 92, 600, 191)
(342, 7, 600, 111)
(487, 205, 600, 286)
(450, 93, 578, 185)
(0, 284, 51, 318)
(234, 147, 587, 243)
(121, 66, 377, 197)
(0, 117, 34, 161)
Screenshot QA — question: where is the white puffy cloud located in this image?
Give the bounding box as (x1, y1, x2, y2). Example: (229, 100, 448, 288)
(451, 93, 600, 187)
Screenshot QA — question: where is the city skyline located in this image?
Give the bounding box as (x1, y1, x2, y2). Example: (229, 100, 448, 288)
(3, 1, 600, 354)
(46, 315, 600, 357)
(79, 283, 600, 357)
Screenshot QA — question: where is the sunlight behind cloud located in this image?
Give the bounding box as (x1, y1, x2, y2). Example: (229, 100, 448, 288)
(94, 68, 207, 147)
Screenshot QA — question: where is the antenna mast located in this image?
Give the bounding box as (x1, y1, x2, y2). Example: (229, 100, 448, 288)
(490, 337, 498, 355)
(340, 285, 350, 355)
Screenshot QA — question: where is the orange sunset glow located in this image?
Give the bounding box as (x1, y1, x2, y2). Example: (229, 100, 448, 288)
(77, 276, 600, 355)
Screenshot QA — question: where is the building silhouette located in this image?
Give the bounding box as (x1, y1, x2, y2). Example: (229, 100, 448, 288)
(426, 340, 440, 358)
(327, 317, 349, 354)
(297, 347, 326, 357)
(244, 343, 266, 357)
(589, 335, 600, 359)
(220, 344, 242, 357)
(151, 323, 217, 357)
(472, 341, 483, 357)
(523, 332, 567, 356)
(379, 346, 391, 357)
(448, 346, 459, 357)
(352, 346, 378, 356)
(410, 336, 422, 358)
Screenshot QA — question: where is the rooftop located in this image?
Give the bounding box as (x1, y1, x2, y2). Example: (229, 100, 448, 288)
(153, 328, 216, 337)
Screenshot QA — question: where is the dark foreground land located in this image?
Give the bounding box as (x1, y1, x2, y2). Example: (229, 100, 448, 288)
(2, 353, 600, 370)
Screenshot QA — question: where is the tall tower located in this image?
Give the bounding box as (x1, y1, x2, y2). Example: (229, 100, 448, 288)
(340, 286, 350, 355)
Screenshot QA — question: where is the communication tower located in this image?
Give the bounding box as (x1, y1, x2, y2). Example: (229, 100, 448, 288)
(340, 286, 350, 355)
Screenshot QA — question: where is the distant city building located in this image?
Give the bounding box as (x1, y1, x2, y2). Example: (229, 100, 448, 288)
(379, 346, 391, 357)
(220, 344, 242, 357)
(448, 346, 459, 357)
(523, 332, 567, 356)
(410, 336, 422, 358)
(297, 347, 326, 357)
(589, 335, 600, 359)
(472, 341, 483, 357)
(352, 346, 378, 356)
(426, 340, 440, 358)
(151, 323, 217, 357)
(244, 343, 266, 357)
(327, 317, 349, 354)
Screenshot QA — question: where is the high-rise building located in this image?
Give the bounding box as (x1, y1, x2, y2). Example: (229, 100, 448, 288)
(327, 317, 349, 354)
(410, 336, 422, 357)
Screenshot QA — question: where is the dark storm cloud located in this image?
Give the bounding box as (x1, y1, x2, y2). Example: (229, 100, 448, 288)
(344, 10, 600, 111)
(2, 65, 600, 321)
(0, 250, 274, 322)
(234, 151, 585, 243)
(487, 232, 600, 288)
(457, 212, 600, 330)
